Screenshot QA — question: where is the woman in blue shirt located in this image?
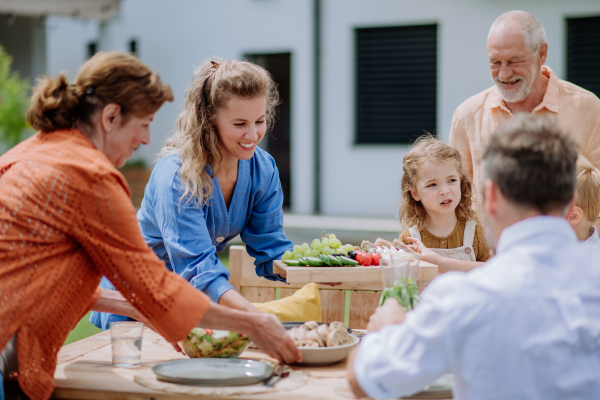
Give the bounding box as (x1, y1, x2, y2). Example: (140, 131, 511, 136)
(91, 58, 293, 329)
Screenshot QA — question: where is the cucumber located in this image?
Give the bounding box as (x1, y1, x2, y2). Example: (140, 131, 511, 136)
(337, 256, 351, 266)
(339, 256, 359, 266)
(298, 258, 308, 266)
(304, 257, 324, 266)
(318, 254, 333, 266)
(283, 259, 302, 266)
(327, 255, 343, 266)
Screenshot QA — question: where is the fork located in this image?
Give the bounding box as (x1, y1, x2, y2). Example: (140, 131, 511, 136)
(263, 365, 289, 387)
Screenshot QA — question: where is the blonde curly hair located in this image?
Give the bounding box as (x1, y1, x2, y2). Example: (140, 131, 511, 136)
(399, 134, 478, 229)
(159, 57, 279, 206)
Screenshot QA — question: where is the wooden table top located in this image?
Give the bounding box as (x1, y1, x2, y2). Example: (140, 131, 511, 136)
(53, 328, 452, 400)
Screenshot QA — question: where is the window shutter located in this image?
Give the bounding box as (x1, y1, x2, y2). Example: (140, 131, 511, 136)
(355, 24, 437, 144)
(567, 16, 600, 99)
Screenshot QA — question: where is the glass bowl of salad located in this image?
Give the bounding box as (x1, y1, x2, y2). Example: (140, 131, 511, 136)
(179, 328, 249, 358)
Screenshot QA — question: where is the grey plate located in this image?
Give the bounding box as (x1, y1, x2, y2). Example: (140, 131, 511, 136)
(152, 359, 273, 386)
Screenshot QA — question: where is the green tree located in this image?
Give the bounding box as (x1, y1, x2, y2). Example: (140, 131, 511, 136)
(0, 46, 30, 151)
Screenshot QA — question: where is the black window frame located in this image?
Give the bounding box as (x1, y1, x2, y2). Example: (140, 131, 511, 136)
(354, 23, 438, 145)
(566, 15, 600, 100)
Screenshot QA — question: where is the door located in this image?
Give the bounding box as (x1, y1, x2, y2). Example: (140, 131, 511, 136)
(245, 53, 291, 209)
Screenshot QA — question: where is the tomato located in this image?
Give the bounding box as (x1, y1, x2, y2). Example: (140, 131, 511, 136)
(355, 251, 364, 263)
(371, 252, 382, 266)
(361, 253, 372, 266)
(205, 329, 214, 335)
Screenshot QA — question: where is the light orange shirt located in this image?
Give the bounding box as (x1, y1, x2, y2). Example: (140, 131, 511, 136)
(0, 130, 209, 400)
(449, 66, 600, 215)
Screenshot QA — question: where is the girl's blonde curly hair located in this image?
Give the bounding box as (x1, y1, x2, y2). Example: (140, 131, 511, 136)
(399, 134, 478, 229)
(159, 57, 279, 206)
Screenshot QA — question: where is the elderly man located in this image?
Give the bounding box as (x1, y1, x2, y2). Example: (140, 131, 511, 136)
(347, 114, 600, 399)
(450, 11, 600, 231)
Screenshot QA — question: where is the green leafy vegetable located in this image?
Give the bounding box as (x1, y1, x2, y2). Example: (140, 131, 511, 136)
(379, 277, 420, 311)
(181, 329, 249, 358)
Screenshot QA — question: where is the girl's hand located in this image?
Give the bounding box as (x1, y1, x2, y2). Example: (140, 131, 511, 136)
(406, 237, 441, 264)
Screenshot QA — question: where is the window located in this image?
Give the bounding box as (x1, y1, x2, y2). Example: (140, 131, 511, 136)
(129, 39, 138, 56)
(87, 41, 97, 59)
(567, 16, 600, 99)
(355, 24, 437, 144)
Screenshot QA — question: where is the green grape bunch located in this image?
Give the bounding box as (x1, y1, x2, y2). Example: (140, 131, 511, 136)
(281, 233, 355, 261)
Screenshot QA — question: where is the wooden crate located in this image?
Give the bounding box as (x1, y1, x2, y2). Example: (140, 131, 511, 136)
(229, 246, 440, 329)
(273, 260, 438, 284)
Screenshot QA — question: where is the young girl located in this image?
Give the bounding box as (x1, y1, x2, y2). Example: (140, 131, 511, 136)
(398, 135, 490, 272)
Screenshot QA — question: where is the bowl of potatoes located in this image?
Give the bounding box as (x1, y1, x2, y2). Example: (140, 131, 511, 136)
(287, 321, 359, 366)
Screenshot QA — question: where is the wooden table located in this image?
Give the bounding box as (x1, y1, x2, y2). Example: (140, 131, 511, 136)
(53, 329, 452, 399)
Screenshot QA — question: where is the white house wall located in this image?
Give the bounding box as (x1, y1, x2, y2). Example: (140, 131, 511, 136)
(44, 0, 600, 218)
(46, 0, 315, 215)
(320, 0, 600, 218)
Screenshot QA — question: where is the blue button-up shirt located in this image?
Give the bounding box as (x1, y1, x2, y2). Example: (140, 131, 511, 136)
(90, 148, 293, 330)
(354, 216, 600, 400)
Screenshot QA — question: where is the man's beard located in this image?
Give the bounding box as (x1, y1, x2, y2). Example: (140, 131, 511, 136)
(494, 63, 538, 103)
(494, 74, 531, 103)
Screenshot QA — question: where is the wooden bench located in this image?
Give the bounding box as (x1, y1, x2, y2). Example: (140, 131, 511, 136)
(228, 246, 439, 329)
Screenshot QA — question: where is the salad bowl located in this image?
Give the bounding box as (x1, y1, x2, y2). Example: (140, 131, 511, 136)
(179, 328, 249, 358)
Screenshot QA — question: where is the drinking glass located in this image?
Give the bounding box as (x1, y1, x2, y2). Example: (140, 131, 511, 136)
(381, 252, 420, 289)
(110, 321, 144, 367)
(380, 252, 420, 306)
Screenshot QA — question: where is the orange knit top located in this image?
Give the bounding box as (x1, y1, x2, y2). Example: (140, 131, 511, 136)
(0, 130, 209, 400)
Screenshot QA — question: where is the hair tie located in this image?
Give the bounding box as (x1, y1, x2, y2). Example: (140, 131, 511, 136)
(210, 60, 220, 68)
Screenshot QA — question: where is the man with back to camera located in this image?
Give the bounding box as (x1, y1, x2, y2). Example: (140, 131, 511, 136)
(347, 114, 600, 399)
(449, 10, 600, 233)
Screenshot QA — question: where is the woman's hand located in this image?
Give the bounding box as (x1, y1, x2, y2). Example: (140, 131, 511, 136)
(248, 312, 303, 364)
(198, 302, 302, 364)
(406, 237, 441, 264)
(219, 289, 262, 312)
(367, 298, 406, 332)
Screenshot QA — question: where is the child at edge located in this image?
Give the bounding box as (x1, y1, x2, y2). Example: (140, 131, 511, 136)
(567, 155, 600, 246)
(398, 135, 490, 272)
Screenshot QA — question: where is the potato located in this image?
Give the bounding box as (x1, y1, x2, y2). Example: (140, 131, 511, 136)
(304, 321, 319, 330)
(326, 329, 354, 347)
(328, 321, 346, 332)
(316, 324, 329, 343)
(306, 329, 325, 347)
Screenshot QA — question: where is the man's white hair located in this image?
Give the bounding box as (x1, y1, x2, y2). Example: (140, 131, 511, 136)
(488, 10, 547, 54)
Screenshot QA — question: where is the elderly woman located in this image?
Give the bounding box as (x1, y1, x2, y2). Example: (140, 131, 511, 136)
(0, 52, 300, 400)
(92, 58, 296, 328)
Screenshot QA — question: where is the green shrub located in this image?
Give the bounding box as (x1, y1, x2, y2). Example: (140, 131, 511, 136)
(0, 46, 30, 152)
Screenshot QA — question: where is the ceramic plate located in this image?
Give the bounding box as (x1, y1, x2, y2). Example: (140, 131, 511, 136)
(293, 334, 360, 366)
(152, 359, 273, 386)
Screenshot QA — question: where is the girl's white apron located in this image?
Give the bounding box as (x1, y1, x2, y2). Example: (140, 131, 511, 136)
(408, 220, 477, 262)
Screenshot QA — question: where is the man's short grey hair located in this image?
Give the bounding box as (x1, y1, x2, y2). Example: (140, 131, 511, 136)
(483, 114, 578, 215)
(488, 10, 547, 54)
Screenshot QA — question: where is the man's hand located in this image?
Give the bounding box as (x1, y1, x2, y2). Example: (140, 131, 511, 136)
(248, 313, 302, 364)
(406, 237, 442, 264)
(347, 347, 369, 399)
(367, 298, 406, 332)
